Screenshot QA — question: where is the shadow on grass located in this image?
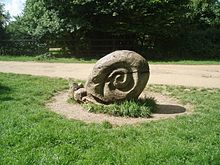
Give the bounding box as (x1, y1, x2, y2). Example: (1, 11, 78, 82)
(0, 84, 11, 94)
(155, 104, 186, 114)
(0, 84, 13, 101)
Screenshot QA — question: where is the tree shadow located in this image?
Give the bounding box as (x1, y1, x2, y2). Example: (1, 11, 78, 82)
(155, 104, 186, 114)
(0, 84, 13, 101)
(0, 84, 11, 94)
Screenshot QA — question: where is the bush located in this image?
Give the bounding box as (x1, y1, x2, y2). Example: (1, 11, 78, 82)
(139, 28, 220, 60)
(181, 28, 220, 59)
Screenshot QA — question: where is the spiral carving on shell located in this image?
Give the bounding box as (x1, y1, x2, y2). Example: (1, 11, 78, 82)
(85, 50, 150, 104)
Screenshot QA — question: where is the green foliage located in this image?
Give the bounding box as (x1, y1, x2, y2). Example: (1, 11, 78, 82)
(101, 121, 113, 129)
(189, 0, 220, 28)
(83, 98, 157, 118)
(6, 17, 31, 39)
(0, 3, 9, 39)
(181, 28, 220, 59)
(3, 0, 220, 59)
(12, 0, 190, 40)
(17, 0, 63, 40)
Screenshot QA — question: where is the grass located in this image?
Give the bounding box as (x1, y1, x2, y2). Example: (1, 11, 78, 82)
(0, 55, 97, 63)
(0, 55, 220, 64)
(150, 59, 220, 65)
(0, 55, 36, 62)
(83, 98, 157, 118)
(0, 73, 220, 164)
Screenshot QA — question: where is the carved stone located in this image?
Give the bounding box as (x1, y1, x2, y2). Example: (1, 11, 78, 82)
(74, 88, 87, 102)
(68, 81, 86, 102)
(68, 82, 79, 99)
(85, 50, 150, 104)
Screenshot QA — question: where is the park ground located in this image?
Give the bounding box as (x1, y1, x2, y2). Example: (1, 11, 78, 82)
(0, 58, 220, 164)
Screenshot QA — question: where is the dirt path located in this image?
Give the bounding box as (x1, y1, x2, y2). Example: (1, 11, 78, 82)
(0, 61, 220, 88)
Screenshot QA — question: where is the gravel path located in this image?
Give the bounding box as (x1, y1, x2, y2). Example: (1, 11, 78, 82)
(0, 61, 220, 88)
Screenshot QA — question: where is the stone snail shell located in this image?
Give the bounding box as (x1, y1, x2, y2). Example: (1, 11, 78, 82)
(85, 50, 150, 104)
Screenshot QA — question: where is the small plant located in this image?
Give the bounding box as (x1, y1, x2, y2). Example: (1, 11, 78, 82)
(83, 98, 157, 118)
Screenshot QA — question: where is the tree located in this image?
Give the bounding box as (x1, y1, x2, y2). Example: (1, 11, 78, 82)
(188, 0, 220, 29)
(179, 0, 220, 59)
(0, 3, 10, 40)
(16, 0, 190, 40)
(16, 0, 63, 40)
(9, 0, 220, 58)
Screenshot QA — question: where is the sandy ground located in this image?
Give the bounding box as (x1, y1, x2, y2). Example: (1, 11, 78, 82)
(46, 91, 191, 126)
(0, 61, 220, 88)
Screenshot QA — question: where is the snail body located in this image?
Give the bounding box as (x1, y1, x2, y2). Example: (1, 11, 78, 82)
(85, 50, 150, 104)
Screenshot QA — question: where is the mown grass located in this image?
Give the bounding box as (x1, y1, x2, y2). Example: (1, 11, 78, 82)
(0, 73, 220, 164)
(150, 60, 220, 65)
(0, 55, 97, 63)
(83, 98, 157, 118)
(1, 55, 220, 65)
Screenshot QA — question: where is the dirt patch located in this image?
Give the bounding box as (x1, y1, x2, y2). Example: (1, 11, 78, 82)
(46, 91, 192, 126)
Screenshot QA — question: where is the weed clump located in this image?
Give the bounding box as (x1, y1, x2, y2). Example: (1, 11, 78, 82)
(102, 121, 113, 129)
(83, 97, 157, 118)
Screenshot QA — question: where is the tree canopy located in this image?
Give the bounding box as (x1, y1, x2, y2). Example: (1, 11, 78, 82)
(12, 0, 191, 40)
(4, 0, 220, 59)
(189, 0, 220, 28)
(0, 3, 9, 40)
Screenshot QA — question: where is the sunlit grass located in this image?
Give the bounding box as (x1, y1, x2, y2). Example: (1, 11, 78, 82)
(1, 55, 220, 64)
(0, 55, 97, 63)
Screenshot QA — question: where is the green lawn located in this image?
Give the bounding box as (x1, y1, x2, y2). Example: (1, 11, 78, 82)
(0, 55, 220, 64)
(0, 73, 220, 164)
(0, 55, 97, 63)
(150, 60, 220, 65)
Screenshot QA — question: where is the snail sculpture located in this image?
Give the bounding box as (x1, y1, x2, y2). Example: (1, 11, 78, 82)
(70, 50, 150, 104)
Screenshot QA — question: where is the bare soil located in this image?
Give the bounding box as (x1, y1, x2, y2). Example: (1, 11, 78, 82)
(46, 91, 192, 126)
(0, 61, 220, 88)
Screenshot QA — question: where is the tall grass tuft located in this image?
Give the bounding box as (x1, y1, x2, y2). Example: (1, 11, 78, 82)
(83, 97, 157, 118)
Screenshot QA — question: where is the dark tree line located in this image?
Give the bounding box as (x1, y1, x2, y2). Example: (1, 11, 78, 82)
(2, 0, 220, 59)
